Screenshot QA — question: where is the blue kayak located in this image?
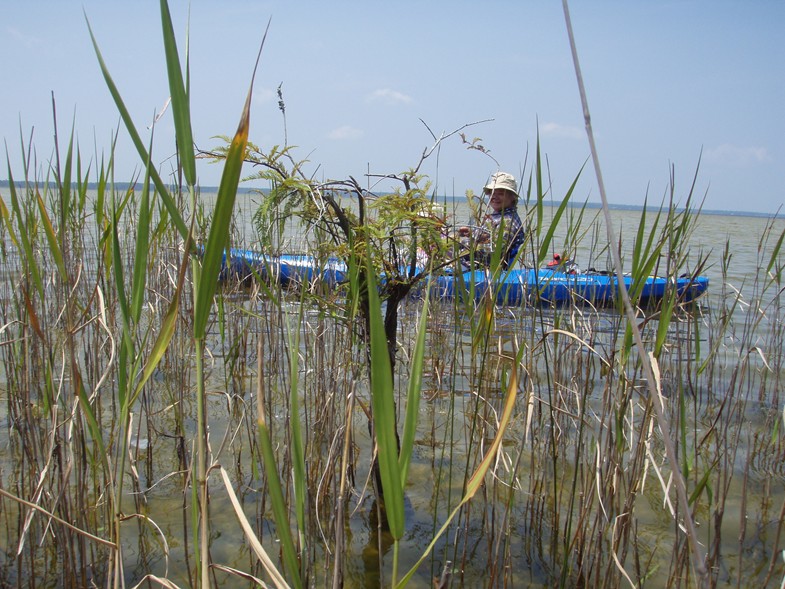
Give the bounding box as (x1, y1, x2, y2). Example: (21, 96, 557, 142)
(432, 266, 708, 306)
(219, 248, 709, 306)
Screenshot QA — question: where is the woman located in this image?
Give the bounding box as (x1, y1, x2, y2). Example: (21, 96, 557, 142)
(457, 171, 525, 268)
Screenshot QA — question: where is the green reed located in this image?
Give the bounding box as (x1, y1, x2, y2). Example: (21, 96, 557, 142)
(93, 0, 273, 585)
(2, 150, 784, 587)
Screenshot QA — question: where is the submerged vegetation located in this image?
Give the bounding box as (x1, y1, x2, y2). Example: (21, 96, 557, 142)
(1, 2, 784, 588)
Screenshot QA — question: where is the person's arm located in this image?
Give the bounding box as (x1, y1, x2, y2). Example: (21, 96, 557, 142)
(456, 225, 490, 240)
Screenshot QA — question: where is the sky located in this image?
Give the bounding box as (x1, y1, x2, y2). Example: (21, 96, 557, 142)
(1, 1, 783, 214)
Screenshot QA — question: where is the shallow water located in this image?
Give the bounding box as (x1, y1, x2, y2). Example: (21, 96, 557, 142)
(0, 195, 783, 587)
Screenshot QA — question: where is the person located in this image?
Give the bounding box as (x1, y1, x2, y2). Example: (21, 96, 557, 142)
(457, 171, 525, 268)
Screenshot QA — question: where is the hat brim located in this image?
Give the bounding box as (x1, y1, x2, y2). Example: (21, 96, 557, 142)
(483, 185, 518, 199)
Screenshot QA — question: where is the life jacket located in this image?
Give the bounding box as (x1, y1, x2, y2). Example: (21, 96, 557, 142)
(547, 253, 562, 267)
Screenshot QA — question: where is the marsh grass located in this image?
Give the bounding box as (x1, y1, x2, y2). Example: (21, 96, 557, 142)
(1, 156, 785, 588)
(1, 2, 785, 588)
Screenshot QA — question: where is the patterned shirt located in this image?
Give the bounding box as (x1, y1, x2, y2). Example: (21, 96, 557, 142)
(472, 206, 525, 268)
(474, 207, 526, 267)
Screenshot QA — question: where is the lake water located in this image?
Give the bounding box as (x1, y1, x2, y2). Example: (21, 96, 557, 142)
(0, 187, 783, 588)
(230, 187, 784, 318)
(221, 191, 785, 586)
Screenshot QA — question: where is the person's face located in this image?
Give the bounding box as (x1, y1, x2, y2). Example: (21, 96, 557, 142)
(486, 188, 516, 212)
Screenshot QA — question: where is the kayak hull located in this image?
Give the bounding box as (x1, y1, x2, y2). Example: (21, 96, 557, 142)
(219, 248, 709, 306)
(432, 268, 709, 306)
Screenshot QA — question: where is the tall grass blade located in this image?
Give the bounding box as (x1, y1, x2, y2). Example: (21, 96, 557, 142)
(76, 150, 90, 216)
(74, 363, 110, 472)
(626, 204, 662, 304)
(159, 0, 196, 187)
(94, 152, 108, 233)
(84, 13, 189, 240)
(654, 288, 676, 357)
(110, 197, 132, 347)
(535, 128, 544, 238)
(536, 168, 582, 265)
(53, 111, 74, 239)
(287, 299, 307, 550)
(256, 346, 303, 588)
(561, 3, 709, 583)
(397, 363, 519, 587)
(35, 192, 66, 281)
(398, 286, 430, 483)
(366, 251, 405, 541)
(219, 468, 291, 589)
(629, 245, 662, 306)
(131, 235, 191, 406)
(0, 193, 18, 248)
(630, 200, 648, 275)
(687, 462, 715, 507)
(131, 140, 154, 323)
(192, 17, 267, 336)
(21, 288, 45, 342)
(4, 163, 43, 297)
(766, 225, 785, 276)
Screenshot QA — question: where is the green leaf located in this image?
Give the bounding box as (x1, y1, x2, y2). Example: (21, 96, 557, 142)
(131, 235, 191, 407)
(397, 364, 519, 587)
(535, 129, 544, 237)
(159, 0, 196, 187)
(398, 281, 430, 485)
(4, 162, 43, 298)
(75, 365, 110, 471)
(257, 420, 303, 589)
(766, 226, 784, 276)
(111, 196, 132, 341)
(687, 462, 715, 507)
(0, 194, 19, 249)
(85, 12, 190, 240)
(56, 122, 75, 236)
(192, 17, 270, 337)
(131, 138, 154, 324)
(628, 246, 662, 305)
(631, 200, 648, 275)
(288, 296, 307, 547)
(536, 164, 583, 265)
(654, 287, 676, 357)
(192, 101, 249, 339)
(366, 248, 405, 540)
(36, 191, 67, 281)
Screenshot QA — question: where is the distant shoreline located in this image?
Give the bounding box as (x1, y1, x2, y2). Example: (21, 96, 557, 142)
(0, 180, 779, 219)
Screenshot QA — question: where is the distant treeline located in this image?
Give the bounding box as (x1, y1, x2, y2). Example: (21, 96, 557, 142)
(0, 179, 263, 195)
(0, 180, 775, 218)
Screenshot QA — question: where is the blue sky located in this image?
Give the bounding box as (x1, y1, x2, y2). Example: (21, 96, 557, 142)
(2, 1, 782, 214)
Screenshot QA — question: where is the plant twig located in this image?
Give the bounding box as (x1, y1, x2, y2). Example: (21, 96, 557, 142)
(0, 488, 117, 550)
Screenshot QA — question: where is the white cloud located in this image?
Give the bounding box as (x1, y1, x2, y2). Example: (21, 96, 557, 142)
(705, 143, 770, 166)
(253, 87, 276, 106)
(328, 125, 364, 140)
(541, 122, 583, 139)
(6, 27, 40, 49)
(367, 88, 413, 106)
